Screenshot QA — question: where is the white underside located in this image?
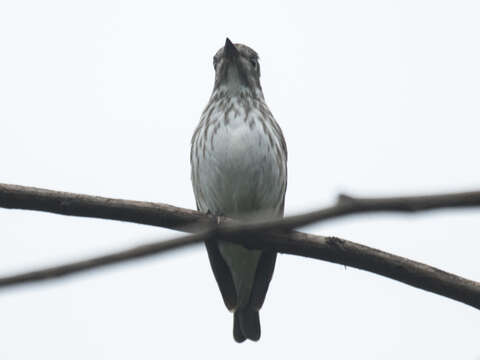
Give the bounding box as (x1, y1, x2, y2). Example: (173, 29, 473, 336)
(192, 93, 286, 309)
(218, 241, 261, 308)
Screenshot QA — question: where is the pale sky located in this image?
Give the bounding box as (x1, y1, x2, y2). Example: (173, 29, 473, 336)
(1, 1, 479, 359)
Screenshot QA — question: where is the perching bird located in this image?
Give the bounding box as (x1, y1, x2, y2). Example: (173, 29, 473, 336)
(190, 38, 287, 342)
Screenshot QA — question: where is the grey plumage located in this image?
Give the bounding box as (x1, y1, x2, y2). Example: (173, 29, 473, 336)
(190, 38, 287, 342)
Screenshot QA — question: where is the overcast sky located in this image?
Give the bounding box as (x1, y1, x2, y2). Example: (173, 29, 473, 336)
(1, 1, 480, 359)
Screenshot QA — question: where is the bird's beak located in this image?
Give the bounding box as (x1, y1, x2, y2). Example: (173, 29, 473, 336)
(224, 38, 239, 60)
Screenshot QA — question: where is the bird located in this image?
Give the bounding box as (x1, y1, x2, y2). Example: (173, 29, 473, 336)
(190, 38, 287, 342)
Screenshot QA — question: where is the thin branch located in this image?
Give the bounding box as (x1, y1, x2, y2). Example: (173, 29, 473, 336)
(2, 183, 480, 234)
(0, 183, 212, 232)
(0, 233, 207, 287)
(249, 190, 480, 233)
(1, 223, 479, 312)
(0, 183, 480, 311)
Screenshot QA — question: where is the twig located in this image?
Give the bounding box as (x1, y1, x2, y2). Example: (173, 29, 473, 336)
(0, 232, 208, 287)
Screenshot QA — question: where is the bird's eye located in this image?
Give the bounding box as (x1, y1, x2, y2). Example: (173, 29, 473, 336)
(250, 58, 257, 68)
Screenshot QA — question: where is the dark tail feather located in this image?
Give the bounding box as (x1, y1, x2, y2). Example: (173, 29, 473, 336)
(233, 311, 246, 343)
(233, 308, 260, 342)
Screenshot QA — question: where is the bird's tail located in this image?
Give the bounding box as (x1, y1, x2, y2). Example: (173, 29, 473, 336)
(233, 308, 260, 343)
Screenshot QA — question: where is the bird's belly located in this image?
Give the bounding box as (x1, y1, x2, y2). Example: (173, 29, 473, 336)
(194, 122, 275, 308)
(218, 239, 261, 309)
(196, 122, 280, 218)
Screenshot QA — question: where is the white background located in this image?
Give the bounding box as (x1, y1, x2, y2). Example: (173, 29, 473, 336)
(1, 1, 479, 359)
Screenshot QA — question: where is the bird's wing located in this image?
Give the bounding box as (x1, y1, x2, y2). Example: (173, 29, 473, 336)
(247, 197, 284, 310)
(247, 250, 277, 310)
(205, 237, 237, 310)
(192, 177, 238, 310)
(197, 199, 237, 311)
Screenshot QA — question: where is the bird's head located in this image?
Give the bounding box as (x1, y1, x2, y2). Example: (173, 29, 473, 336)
(212, 38, 262, 98)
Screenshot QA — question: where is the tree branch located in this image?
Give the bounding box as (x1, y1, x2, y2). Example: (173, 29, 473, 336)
(0, 183, 480, 311)
(0, 183, 212, 232)
(0, 232, 208, 287)
(2, 183, 480, 232)
(1, 223, 479, 311)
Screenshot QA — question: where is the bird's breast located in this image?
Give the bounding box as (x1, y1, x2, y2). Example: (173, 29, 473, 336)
(191, 96, 285, 217)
